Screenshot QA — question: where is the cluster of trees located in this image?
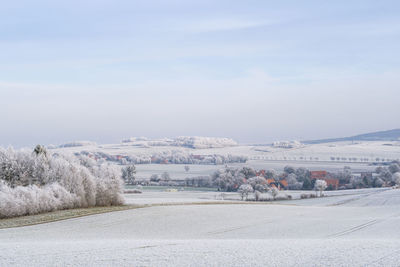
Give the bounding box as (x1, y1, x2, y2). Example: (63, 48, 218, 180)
(210, 166, 292, 201)
(272, 140, 303, 148)
(121, 136, 238, 149)
(148, 151, 247, 165)
(0, 146, 124, 218)
(185, 163, 400, 193)
(376, 161, 400, 185)
(172, 136, 238, 149)
(331, 162, 400, 189)
(76, 150, 247, 165)
(184, 176, 212, 187)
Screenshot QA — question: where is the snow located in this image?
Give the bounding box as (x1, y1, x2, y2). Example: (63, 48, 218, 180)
(48, 139, 400, 180)
(1, 188, 400, 266)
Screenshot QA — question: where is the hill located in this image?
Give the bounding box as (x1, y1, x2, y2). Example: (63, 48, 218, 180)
(304, 129, 400, 144)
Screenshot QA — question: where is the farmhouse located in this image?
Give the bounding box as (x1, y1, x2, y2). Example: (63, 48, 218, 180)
(310, 171, 339, 190)
(266, 179, 288, 190)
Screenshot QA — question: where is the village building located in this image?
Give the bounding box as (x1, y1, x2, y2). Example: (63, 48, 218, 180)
(310, 171, 339, 190)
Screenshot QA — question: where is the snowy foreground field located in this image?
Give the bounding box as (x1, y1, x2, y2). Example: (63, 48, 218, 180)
(1, 188, 400, 266)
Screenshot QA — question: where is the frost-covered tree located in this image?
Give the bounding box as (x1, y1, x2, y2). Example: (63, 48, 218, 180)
(314, 179, 327, 197)
(0, 147, 124, 219)
(211, 167, 245, 192)
(240, 167, 257, 179)
(150, 174, 160, 182)
(373, 177, 384, 187)
(254, 190, 262, 201)
(121, 165, 136, 185)
(350, 176, 364, 189)
(33, 145, 47, 157)
(238, 184, 253, 200)
(335, 166, 353, 185)
(161, 172, 171, 181)
(295, 167, 310, 181)
(393, 172, 400, 186)
(270, 187, 279, 200)
(264, 169, 277, 180)
(287, 173, 303, 190)
(376, 166, 393, 184)
(247, 176, 269, 192)
(284, 165, 295, 174)
(185, 176, 212, 187)
(389, 162, 400, 174)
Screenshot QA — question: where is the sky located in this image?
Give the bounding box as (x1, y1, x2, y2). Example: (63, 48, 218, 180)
(1, 0, 399, 147)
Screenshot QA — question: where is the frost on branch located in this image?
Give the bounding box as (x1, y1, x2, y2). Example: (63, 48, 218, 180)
(0, 147, 124, 218)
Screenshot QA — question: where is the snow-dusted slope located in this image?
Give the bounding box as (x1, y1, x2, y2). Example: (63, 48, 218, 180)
(1, 189, 400, 266)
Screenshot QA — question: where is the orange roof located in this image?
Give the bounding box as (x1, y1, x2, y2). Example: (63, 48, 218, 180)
(266, 179, 275, 185)
(280, 179, 288, 187)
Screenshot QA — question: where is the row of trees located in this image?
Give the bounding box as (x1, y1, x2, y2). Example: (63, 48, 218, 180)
(78, 150, 248, 165)
(0, 146, 124, 218)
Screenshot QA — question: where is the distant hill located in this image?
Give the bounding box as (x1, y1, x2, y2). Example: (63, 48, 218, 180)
(304, 129, 400, 144)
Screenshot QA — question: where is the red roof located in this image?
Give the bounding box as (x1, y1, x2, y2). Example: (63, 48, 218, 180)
(310, 171, 327, 179)
(323, 178, 339, 187)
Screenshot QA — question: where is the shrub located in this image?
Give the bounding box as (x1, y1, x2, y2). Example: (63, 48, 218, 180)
(0, 147, 124, 218)
(124, 189, 142, 194)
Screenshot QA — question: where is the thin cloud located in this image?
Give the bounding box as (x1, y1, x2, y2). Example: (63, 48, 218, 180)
(178, 18, 277, 33)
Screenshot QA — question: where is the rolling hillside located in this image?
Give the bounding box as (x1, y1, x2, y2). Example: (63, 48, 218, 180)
(304, 129, 400, 144)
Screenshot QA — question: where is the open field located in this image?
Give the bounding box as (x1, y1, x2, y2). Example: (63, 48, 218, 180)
(0, 205, 141, 230)
(1, 188, 400, 266)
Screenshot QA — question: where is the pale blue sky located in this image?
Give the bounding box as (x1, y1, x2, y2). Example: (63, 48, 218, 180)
(1, 0, 399, 147)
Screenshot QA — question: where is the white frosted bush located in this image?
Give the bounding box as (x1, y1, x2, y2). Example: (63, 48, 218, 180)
(0, 181, 77, 218)
(0, 147, 124, 218)
(92, 164, 124, 206)
(314, 179, 327, 197)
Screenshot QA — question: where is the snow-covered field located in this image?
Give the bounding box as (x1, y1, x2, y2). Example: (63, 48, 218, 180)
(51, 140, 400, 162)
(1, 188, 400, 266)
(49, 140, 400, 179)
